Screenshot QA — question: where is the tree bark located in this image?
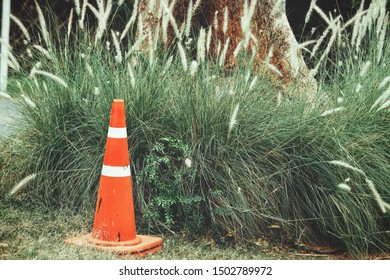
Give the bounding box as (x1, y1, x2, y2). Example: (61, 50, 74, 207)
(137, 0, 317, 102)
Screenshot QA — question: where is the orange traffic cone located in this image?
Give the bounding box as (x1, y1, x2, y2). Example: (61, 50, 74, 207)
(65, 99, 162, 257)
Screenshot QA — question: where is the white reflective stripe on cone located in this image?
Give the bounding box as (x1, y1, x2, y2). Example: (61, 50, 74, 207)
(107, 127, 127, 139)
(101, 165, 131, 177)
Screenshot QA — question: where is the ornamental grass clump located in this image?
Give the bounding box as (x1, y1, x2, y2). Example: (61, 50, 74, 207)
(0, 0, 389, 257)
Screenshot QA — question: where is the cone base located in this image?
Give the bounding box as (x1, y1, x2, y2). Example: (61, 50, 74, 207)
(65, 234, 162, 257)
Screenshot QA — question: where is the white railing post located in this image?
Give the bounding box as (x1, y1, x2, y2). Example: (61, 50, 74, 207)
(1, 0, 11, 93)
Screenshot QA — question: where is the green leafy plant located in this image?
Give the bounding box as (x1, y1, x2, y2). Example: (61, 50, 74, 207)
(137, 137, 204, 232)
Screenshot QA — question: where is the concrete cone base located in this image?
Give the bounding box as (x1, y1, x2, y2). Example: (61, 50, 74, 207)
(65, 234, 162, 257)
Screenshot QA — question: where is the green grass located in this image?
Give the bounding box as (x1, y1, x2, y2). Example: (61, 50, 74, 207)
(2, 195, 385, 260)
(1, 0, 390, 259)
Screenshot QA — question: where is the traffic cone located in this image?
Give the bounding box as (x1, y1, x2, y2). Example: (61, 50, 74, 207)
(65, 99, 162, 257)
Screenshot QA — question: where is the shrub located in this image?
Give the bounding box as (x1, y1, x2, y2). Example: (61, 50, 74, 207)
(1, 0, 389, 257)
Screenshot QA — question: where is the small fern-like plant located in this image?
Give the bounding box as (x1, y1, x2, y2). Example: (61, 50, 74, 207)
(138, 137, 203, 231)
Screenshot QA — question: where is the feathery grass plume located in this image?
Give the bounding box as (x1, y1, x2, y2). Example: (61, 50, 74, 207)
(223, 6, 229, 35)
(276, 91, 283, 106)
(241, 0, 257, 48)
(365, 178, 387, 213)
(85, 62, 93, 76)
(137, 13, 144, 43)
(120, 0, 138, 41)
(35, 0, 50, 48)
(21, 93, 36, 108)
(312, 20, 339, 74)
(245, 71, 251, 84)
(127, 62, 136, 89)
(10, 14, 31, 42)
(16, 81, 23, 92)
(249, 76, 258, 91)
(88, 4, 102, 29)
(153, 22, 160, 50)
(33, 78, 40, 90)
(26, 48, 33, 58)
(320, 107, 344, 117)
(88, 0, 113, 44)
(184, 158, 192, 168)
(185, 0, 193, 39)
(161, 1, 181, 40)
(162, 6, 169, 44)
(94, 87, 100, 95)
(376, 99, 390, 112)
(111, 29, 122, 63)
(250, 33, 258, 45)
(351, 0, 365, 47)
(310, 25, 331, 57)
(376, 4, 386, 37)
(7, 59, 17, 72)
(156, 3, 164, 21)
(248, 0, 257, 20)
(378, 76, 390, 89)
(74, 0, 81, 15)
(8, 51, 20, 72)
(305, 0, 317, 23)
(177, 42, 188, 71)
(213, 11, 219, 31)
(163, 55, 173, 73)
(125, 34, 144, 59)
(148, 27, 155, 66)
(313, 4, 330, 25)
(32, 45, 52, 60)
(336, 18, 343, 46)
(354, 12, 369, 52)
(206, 27, 212, 54)
(193, 0, 201, 12)
(377, 15, 388, 63)
(9, 174, 37, 196)
(337, 183, 351, 192)
(31, 69, 68, 88)
(118, 0, 124, 6)
(219, 38, 230, 67)
(197, 28, 206, 63)
(365, 2, 374, 34)
(233, 41, 243, 57)
(311, 15, 340, 58)
(360, 60, 371, 77)
(29, 62, 42, 79)
(341, 10, 368, 32)
(79, 0, 88, 30)
(328, 160, 366, 175)
(228, 103, 240, 138)
(67, 8, 74, 39)
(190, 60, 198, 76)
(263, 61, 282, 77)
(298, 39, 317, 50)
